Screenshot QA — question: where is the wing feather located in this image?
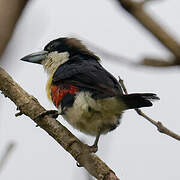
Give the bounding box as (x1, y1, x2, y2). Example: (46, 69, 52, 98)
(52, 55, 123, 98)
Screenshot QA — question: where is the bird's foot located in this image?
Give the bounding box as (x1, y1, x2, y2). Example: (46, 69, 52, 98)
(34, 110, 59, 120)
(87, 132, 100, 153)
(76, 144, 98, 168)
(88, 144, 98, 153)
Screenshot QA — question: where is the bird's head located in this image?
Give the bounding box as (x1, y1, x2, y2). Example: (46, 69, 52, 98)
(21, 37, 98, 65)
(21, 37, 99, 74)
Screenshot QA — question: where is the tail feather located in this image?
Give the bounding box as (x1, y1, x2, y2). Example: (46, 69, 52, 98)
(121, 93, 159, 109)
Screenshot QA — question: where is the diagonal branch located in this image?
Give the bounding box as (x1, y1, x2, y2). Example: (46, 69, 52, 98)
(140, 57, 178, 67)
(115, 0, 180, 66)
(0, 142, 15, 173)
(116, 0, 180, 59)
(0, 66, 120, 180)
(119, 77, 180, 141)
(0, 0, 29, 58)
(84, 38, 178, 67)
(135, 109, 180, 140)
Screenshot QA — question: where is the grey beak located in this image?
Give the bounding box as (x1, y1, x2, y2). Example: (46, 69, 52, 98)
(20, 50, 48, 64)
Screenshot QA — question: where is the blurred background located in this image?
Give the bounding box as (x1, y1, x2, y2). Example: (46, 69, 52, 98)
(0, 0, 180, 179)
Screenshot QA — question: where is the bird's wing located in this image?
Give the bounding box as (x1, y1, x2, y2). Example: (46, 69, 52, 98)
(52, 55, 123, 98)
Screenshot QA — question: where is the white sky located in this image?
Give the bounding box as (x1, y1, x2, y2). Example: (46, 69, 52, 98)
(0, 0, 180, 180)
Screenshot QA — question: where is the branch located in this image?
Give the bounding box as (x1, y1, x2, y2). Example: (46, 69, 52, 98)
(119, 77, 180, 141)
(0, 66, 120, 180)
(116, 0, 180, 59)
(83, 38, 135, 66)
(112, 0, 180, 67)
(135, 109, 180, 140)
(0, 0, 29, 58)
(84, 38, 178, 67)
(140, 57, 178, 67)
(0, 142, 15, 173)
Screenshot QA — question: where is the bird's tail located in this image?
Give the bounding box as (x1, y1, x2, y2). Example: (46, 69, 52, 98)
(120, 93, 159, 109)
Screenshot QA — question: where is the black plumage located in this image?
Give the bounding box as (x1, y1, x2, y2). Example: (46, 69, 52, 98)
(52, 53, 159, 111)
(20, 37, 159, 150)
(52, 54, 123, 99)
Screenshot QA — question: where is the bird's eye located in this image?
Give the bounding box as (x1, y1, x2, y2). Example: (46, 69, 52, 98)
(46, 44, 55, 51)
(50, 44, 55, 49)
(44, 41, 60, 52)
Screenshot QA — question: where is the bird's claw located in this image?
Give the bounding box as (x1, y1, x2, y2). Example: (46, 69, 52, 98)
(88, 144, 98, 153)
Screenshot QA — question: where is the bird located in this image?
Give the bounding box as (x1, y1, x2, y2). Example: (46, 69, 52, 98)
(21, 37, 159, 152)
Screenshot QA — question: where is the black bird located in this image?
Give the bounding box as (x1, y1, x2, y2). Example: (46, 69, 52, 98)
(21, 37, 159, 151)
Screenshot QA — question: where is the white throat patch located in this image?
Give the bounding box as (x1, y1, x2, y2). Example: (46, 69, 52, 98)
(42, 51, 69, 75)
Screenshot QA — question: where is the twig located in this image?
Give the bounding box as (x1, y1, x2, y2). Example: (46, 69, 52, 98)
(140, 57, 178, 67)
(135, 109, 180, 140)
(0, 66, 120, 180)
(116, 0, 180, 65)
(0, 142, 15, 173)
(82, 37, 178, 68)
(83, 38, 135, 66)
(118, 77, 180, 141)
(0, 0, 29, 58)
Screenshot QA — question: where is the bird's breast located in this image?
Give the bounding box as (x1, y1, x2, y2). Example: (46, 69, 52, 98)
(46, 79, 126, 136)
(63, 92, 125, 136)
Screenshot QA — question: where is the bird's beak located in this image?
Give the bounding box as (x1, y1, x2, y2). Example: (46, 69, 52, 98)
(20, 50, 48, 64)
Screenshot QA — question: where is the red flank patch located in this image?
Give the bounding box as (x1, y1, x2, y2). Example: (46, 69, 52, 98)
(51, 85, 78, 107)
